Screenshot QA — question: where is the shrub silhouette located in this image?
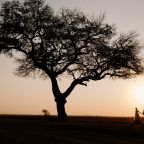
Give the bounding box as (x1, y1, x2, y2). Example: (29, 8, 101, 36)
(42, 109, 49, 117)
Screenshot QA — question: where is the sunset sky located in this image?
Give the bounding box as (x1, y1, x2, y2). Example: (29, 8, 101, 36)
(0, 0, 144, 117)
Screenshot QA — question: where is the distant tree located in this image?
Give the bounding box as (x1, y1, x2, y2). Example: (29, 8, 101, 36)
(42, 109, 49, 117)
(0, 0, 143, 121)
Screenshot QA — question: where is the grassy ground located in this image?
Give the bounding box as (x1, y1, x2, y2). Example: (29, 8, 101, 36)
(0, 115, 144, 144)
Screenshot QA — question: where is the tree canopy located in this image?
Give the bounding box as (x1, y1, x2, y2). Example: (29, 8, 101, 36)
(0, 0, 143, 121)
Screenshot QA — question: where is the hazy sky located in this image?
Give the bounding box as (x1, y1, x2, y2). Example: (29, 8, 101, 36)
(0, 0, 144, 116)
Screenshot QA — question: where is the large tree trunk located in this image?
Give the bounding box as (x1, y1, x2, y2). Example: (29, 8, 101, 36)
(51, 77, 68, 122)
(56, 98, 68, 122)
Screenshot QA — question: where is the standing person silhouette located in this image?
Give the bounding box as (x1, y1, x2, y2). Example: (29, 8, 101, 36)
(134, 108, 142, 124)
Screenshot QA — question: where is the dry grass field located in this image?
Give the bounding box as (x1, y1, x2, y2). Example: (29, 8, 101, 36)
(0, 115, 144, 144)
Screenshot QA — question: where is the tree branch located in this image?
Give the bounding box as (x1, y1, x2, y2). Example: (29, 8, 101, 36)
(63, 74, 101, 98)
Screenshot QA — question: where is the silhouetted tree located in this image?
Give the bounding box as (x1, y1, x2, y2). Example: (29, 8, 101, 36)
(0, 0, 143, 121)
(42, 109, 49, 117)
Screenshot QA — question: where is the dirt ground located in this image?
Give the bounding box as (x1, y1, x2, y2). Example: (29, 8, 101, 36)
(0, 115, 144, 144)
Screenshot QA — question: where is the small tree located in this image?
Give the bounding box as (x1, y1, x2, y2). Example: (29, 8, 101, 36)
(0, 0, 143, 121)
(42, 109, 49, 117)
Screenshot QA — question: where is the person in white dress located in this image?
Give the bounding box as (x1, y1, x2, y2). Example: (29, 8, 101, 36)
(134, 108, 142, 124)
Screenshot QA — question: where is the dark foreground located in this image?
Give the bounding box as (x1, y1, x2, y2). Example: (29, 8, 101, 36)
(0, 115, 144, 144)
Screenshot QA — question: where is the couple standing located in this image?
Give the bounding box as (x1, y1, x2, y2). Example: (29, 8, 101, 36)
(134, 108, 144, 124)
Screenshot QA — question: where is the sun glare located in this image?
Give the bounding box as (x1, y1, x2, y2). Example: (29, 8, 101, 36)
(133, 86, 144, 105)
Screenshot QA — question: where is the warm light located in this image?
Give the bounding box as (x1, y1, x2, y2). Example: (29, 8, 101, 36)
(133, 86, 144, 105)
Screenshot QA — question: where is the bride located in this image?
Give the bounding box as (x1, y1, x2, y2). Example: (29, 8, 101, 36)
(134, 108, 142, 124)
